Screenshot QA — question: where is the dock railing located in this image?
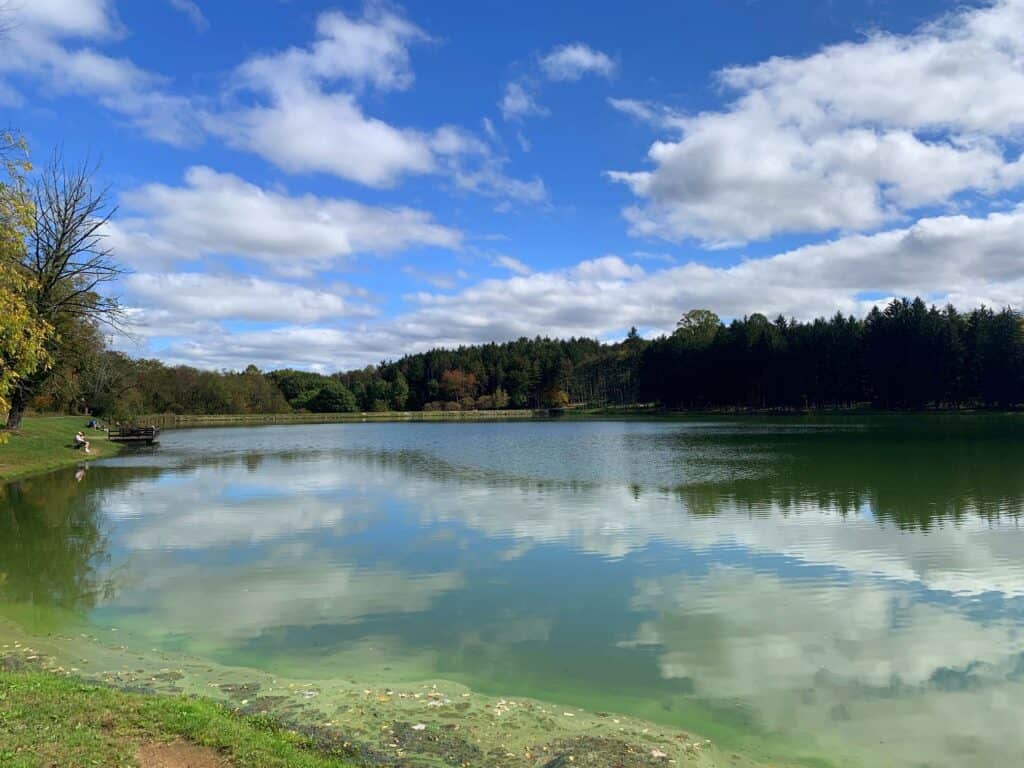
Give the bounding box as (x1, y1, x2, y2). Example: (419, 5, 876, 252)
(109, 425, 161, 444)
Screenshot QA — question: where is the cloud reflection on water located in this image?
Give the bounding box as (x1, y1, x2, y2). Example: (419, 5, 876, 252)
(49, 419, 1024, 768)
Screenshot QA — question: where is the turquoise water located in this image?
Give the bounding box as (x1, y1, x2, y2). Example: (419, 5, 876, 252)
(3, 417, 1024, 766)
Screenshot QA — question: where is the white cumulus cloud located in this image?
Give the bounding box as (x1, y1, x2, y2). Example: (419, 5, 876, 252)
(205, 5, 435, 187)
(540, 43, 616, 81)
(0, 0, 198, 145)
(206, 88, 436, 188)
(205, 6, 541, 201)
(146, 203, 1024, 370)
(123, 273, 375, 324)
(236, 6, 426, 94)
(610, 0, 1024, 245)
(108, 166, 461, 274)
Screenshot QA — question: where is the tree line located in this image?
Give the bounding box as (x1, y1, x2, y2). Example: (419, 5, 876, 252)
(314, 302, 1024, 413)
(25, 300, 1024, 421)
(3, 137, 1024, 424)
(641, 303, 1023, 410)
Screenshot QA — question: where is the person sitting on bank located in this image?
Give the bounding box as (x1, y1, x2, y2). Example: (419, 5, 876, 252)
(74, 431, 91, 454)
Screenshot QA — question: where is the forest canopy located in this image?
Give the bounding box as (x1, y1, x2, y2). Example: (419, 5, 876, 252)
(11, 297, 1024, 420)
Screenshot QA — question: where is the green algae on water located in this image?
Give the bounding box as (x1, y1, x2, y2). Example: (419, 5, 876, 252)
(0, 614, 826, 768)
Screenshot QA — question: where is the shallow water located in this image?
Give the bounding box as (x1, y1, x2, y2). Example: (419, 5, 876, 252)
(3, 416, 1024, 766)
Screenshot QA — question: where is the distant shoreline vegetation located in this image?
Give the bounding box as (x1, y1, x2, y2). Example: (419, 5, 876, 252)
(10, 297, 1024, 423)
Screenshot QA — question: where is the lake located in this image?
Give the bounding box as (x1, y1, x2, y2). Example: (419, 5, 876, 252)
(3, 416, 1024, 767)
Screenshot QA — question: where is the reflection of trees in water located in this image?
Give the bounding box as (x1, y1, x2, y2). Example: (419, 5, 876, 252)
(197, 431, 1024, 530)
(67, 417, 1024, 557)
(0, 470, 115, 611)
(244, 452, 265, 473)
(670, 429, 1024, 530)
(328, 428, 1024, 530)
(163, 446, 604, 494)
(330, 448, 603, 494)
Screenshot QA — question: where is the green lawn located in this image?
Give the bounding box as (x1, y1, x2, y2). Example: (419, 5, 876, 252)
(0, 669, 355, 768)
(0, 416, 122, 481)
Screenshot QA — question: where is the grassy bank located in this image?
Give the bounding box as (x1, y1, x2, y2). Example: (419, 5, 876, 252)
(0, 668, 353, 768)
(0, 416, 121, 482)
(0, 619, 778, 768)
(0, 659, 761, 768)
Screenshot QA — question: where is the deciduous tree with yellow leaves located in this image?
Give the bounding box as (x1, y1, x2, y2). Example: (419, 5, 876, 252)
(0, 133, 49, 427)
(3, 150, 124, 430)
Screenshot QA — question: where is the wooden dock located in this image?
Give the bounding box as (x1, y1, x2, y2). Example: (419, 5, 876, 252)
(109, 425, 161, 445)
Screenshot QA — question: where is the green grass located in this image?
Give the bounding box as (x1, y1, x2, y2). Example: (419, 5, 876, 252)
(0, 669, 355, 768)
(0, 416, 122, 481)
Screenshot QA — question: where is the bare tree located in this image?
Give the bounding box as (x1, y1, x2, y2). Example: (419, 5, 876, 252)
(28, 156, 123, 318)
(5, 154, 124, 428)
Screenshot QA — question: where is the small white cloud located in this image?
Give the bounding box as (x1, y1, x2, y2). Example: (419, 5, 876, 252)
(570, 255, 645, 281)
(540, 43, 616, 82)
(12, 0, 120, 38)
(235, 6, 427, 94)
(500, 81, 547, 121)
(492, 255, 533, 276)
(482, 116, 499, 141)
(168, 0, 208, 32)
(450, 161, 546, 205)
(431, 126, 547, 205)
(430, 125, 488, 156)
(608, 97, 683, 129)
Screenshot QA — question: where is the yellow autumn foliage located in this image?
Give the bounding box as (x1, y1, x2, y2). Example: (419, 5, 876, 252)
(0, 132, 49, 421)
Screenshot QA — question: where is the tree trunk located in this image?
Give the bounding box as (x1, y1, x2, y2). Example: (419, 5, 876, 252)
(5, 386, 29, 430)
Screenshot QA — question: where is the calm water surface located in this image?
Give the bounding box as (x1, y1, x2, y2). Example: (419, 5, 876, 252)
(3, 416, 1024, 766)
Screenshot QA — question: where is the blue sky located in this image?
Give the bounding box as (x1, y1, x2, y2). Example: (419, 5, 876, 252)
(3, 0, 1024, 370)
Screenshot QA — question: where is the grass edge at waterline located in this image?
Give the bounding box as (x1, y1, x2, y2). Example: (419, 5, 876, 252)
(0, 668, 357, 768)
(0, 416, 122, 482)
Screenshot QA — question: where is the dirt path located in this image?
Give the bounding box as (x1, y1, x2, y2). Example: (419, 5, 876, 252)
(135, 741, 232, 768)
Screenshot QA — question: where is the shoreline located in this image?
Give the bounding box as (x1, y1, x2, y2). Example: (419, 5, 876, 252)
(77, 404, 1024, 432)
(136, 408, 554, 430)
(0, 614, 813, 768)
(0, 416, 123, 483)
(4, 408, 1021, 483)
(0, 666, 356, 768)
